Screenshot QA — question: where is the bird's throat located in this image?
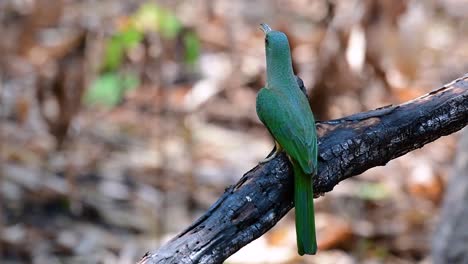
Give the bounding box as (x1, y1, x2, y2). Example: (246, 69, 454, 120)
(266, 49, 295, 89)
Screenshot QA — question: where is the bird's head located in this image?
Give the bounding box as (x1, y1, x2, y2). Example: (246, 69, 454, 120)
(260, 23, 291, 56)
(260, 23, 294, 83)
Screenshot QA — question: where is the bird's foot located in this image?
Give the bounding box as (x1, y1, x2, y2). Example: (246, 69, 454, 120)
(259, 142, 282, 164)
(260, 151, 278, 164)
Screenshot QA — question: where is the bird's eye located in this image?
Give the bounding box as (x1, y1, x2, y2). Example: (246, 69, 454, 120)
(265, 38, 269, 45)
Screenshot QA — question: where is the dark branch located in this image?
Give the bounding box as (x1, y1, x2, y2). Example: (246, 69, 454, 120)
(139, 74, 468, 264)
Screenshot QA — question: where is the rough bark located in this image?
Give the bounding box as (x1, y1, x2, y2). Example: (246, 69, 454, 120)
(432, 128, 468, 264)
(139, 74, 468, 264)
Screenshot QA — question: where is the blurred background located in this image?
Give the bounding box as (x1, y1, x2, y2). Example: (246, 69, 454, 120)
(1, 0, 468, 263)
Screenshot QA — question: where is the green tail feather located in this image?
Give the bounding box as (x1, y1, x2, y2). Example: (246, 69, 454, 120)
(293, 161, 317, 255)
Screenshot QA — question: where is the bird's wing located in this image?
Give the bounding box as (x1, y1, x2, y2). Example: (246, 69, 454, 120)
(256, 87, 317, 174)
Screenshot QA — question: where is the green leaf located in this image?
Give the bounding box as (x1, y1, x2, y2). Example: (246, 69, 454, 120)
(183, 31, 200, 65)
(85, 73, 122, 107)
(132, 3, 161, 32)
(119, 27, 144, 48)
(104, 38, 125, 71)
(103, 27, 143, 71)
(158, 10, 181, 39)
(84, 72, 139, 107)
(131, 2, 182, 39)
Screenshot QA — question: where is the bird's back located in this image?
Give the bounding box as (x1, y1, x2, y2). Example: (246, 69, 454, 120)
(256, 84, 317, 174)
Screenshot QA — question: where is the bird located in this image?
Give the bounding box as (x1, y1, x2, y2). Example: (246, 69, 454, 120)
(256, 23, 318, 255)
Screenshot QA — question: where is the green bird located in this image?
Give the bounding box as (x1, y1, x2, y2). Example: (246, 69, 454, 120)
(256, 24, 318, 255)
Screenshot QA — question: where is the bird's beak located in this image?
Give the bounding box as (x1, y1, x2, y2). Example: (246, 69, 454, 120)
(260, 23, 272, 34)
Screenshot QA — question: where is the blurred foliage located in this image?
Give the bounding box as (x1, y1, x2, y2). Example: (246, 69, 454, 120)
(88, 2, 199, 107)
(103, 28, 143, 71)
(84, 72, 139, 107)
(132, 2, 182, 39)
(183, 31, 200, 66)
